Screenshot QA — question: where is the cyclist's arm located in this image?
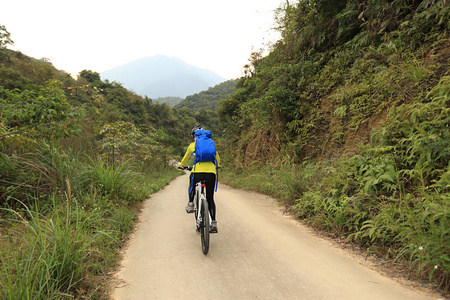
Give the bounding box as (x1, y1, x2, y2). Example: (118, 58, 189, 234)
(179, 142, 195, 168)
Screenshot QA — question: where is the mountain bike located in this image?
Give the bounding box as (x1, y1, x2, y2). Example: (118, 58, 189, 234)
(184, 166, 210, 255)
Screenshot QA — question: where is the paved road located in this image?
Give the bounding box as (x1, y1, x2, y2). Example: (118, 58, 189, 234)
(112, 173, 437, 300)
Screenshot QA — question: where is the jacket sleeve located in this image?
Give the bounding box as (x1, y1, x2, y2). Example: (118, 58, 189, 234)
(179, 142, 195, 168)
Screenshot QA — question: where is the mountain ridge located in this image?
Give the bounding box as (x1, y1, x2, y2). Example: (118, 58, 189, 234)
(100, 55, 226, 99)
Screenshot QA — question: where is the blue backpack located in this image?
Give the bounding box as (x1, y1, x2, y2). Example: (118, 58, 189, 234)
(192, 129, 219, 191)
(193, 130, 217, 164)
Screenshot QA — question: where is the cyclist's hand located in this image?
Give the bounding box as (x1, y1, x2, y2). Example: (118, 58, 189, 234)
(178, 166, 184, 170)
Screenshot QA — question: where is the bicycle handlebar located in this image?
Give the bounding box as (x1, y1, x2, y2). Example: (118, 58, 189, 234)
(180, 166, 219, 171)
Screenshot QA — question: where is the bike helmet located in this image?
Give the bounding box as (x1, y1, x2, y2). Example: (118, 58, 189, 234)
(190, 124, 204, 138)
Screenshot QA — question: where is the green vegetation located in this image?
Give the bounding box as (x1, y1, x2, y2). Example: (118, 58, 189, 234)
(0, 25, 13, 50)
(0, 26, 200, 298)
(219, 0, 449, 295)
(175, 79, 237, 111)
(0, 149, 177, 299)
(155, 96, 184, 107)
(172, 79, 237, 140)
(1, 0, 449, 296)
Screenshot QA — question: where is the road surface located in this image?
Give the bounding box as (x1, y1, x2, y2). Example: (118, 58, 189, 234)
(112, 173, 438, 300)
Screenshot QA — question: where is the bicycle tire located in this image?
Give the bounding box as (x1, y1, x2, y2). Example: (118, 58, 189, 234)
(200, 196, 210, 255)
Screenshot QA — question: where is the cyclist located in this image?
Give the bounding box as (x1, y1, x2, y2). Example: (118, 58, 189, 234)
(179, 124, 220, 233)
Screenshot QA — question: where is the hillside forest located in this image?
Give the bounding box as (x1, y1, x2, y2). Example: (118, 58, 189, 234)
(219, 0, 449, 295)
(1, 0, 449, 298)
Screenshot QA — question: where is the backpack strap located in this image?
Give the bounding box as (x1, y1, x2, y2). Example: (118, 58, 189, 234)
(189, 173, 194, 194)
(215, 156, 218, 192)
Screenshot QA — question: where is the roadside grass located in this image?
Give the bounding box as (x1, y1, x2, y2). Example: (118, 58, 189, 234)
(219, 76, 450, 295)
(1, 198, 100, 299)
(0, 147, 180, 299)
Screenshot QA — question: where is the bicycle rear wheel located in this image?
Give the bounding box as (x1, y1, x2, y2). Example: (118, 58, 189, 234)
(200, 197, 210, 255)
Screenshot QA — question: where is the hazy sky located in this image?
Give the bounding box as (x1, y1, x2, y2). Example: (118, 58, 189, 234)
(2, 0, 283, 80)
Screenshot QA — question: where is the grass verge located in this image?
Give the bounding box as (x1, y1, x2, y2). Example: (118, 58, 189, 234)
(0, 154, 181, 299)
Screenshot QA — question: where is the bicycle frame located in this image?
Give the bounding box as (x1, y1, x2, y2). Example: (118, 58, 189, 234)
(183, 166, 211, 254)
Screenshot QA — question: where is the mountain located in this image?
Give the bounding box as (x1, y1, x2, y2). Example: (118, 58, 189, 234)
(175, 79, 237, 111)
(154, 96, 184, 106)
(100, 55, 227, 99)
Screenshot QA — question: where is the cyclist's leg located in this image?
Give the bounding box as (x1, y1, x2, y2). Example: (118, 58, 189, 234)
(190, 173, 216, 220)
(188, 173, 195, 202)
(191, 173, 215, 218)
(203, 173, 216, 221)
(186, 173, 197, 213)
(204, 173, 218, 233)
(193, 173, 217, 233)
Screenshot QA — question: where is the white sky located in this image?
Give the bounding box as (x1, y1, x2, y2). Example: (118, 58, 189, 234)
(2, 0, 283, 80)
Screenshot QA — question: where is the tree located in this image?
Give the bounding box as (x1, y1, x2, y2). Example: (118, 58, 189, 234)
(98, 121, 143, 160)
(79, 70, 101, 83)
(0, 25, 14, 49)
(0, 80, 81, 141)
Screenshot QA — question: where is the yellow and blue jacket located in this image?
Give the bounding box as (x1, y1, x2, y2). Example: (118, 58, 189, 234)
(179, 140, 220, 174)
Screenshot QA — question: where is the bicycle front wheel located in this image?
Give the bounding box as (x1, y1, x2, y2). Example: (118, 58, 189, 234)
(200, 197, 210, 255)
